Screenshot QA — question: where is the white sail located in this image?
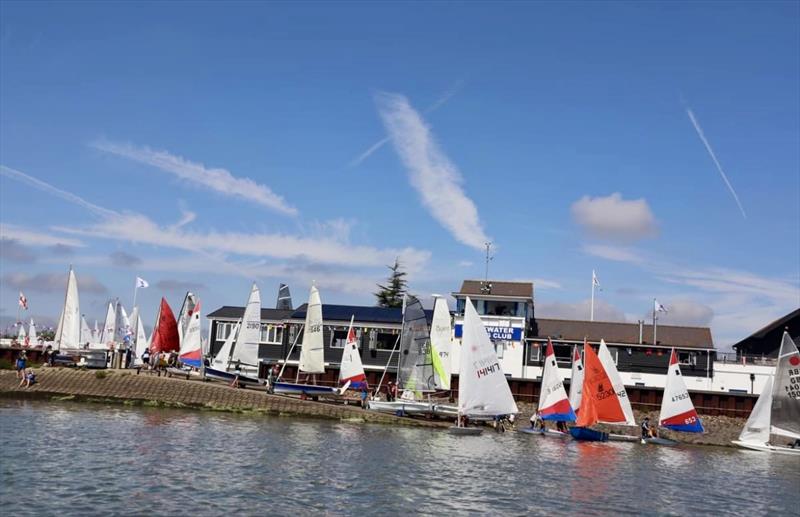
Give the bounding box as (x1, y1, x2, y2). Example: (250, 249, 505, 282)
(80, 316, 92, 345)
(299, 285, 325, 374)
(99, 302, 116, 349)
(28, 319, 37, 345)
(93, 320, 99, 342)
(457, 297, 518, 417)
(339, 316, 367, 386)
(212, 321, 239, 370)
(597, 340, 636, 426)
(54, 268, 81, 350)
(230, 283, 262, 368)
(771, 332, 800, 439)
(738, 375, 774, 445)
(17, 323, 26, 341)
(114, 302, 131, 347)
(177, 291, 198, 346)
(134, 312, 149, 365)
(431, 296, 453, 390)
(569, 345, 584, 413)
(179, 304, 202, 356)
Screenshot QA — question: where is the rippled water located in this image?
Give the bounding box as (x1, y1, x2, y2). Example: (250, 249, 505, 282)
(1, 400, 797, 516)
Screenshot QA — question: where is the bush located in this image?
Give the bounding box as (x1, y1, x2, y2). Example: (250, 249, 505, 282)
(94, 370, 108, 380)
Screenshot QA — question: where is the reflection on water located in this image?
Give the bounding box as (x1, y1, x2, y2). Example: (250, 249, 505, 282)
(1, 400, 797, 515)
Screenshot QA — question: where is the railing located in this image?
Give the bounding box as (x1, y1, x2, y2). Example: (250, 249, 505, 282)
(715, 352, 777, 366)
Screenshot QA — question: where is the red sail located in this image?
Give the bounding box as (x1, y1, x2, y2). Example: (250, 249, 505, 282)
(150, 297, 179, 353)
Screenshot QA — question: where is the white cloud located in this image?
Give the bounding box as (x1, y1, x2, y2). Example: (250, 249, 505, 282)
(571, 193, 657, 241)
(0, 223, 84, 248)
(377, 92, 489, 250)
(90, 140, 298, 216)
(582, 243, 644, 264)
(458, 260, 474, 267)
(1, 165, 117, 218)
(685, 107, 746, 218)
(648, 298, 714, 327)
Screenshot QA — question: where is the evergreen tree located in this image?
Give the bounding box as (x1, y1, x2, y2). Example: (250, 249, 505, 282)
(375, 259, 407, 308)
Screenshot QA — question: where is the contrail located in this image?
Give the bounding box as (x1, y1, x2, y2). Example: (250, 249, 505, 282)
(348, 80, 465, 168)
(685, 108, 747, 219)
(0, 164, 119, 218)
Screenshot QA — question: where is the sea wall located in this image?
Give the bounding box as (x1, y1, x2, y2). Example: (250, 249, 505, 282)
(0, 368, 444, 428)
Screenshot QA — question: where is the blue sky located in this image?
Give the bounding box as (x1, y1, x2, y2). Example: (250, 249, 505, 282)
(1, 1, 798, 349)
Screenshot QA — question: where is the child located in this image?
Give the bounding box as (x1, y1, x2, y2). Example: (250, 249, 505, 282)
(19, 368, 36, 388)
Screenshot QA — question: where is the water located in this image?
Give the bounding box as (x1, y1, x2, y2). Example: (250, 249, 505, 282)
(1, 400, 797, 516)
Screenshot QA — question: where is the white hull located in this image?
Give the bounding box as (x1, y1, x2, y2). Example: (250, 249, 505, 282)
(732, 441, 800, 455)
(367, 400, 458, 418)
(520, 428, 570, 439)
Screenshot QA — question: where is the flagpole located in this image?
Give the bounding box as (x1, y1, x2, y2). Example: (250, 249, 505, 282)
(590, 270, 595, 322)
(652, 298, 657, 345)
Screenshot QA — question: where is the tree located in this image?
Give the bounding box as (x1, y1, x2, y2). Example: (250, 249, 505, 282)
(375, 259, 407, 308)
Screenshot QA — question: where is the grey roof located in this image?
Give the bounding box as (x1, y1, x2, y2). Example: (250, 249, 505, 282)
(206, 306, 295, 321)
(533, 318, 714, 350)
(454, 280, 534, 299)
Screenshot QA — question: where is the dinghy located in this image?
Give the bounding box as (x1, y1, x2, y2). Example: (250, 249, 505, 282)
(80, 316, 93, 348)
(570, 341, 637, 442)
(431, 296, 453, 391)
(449, 296, 518, 436)
(732, 332, 800, 455)
(167, 301, 204, 379)
(130, 308, 150, 366)
(205, 284, 263, 387)
(523, 338, 576, 438)
(28, 319, 37, 348)
(150, 298, 180, 355)
(274, 285, 341, 396)
(338, 316, 368, 390)
(369, 295, 454, 416)
(54, 267, 81, 351)
(98, 302, 116, 350)
(643, 348, 705, 446)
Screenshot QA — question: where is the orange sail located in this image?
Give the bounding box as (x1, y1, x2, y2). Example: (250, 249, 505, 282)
(575, 343, 627, 426)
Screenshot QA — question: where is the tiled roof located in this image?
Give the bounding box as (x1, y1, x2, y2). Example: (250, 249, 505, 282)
(533, 318, 714, 349)
(455, 280, 533, 299)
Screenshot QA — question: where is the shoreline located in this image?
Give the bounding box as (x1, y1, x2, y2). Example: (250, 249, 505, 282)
(0, 368, 751, 447)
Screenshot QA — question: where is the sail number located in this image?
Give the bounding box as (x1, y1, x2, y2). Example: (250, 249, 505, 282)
(671, 392, 690, 402)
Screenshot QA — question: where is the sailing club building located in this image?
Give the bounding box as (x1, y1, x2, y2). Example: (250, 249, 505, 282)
(205, 279, 740, 405)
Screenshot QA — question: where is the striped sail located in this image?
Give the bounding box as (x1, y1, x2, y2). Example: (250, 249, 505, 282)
(339, 316, 367, 388)
(659, 348, 704, 433)
(538, 339, 576, 421)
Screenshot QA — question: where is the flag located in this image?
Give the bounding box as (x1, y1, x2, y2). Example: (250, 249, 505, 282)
(592, 270, 600, 288)
(136, 277, 149, 289)
(654, 299, 668, 313)
(18, 291, 28, 310)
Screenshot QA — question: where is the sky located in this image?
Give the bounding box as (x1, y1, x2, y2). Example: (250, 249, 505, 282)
(0, 1, 798, 350)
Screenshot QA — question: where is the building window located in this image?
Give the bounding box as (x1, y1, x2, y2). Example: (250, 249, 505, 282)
(678, 352, 696, 366)
(529, 343, 541, 362)
(495, 342, 505, 359)
(375, 330, 400, 351)
(330, 328, 358, 349)
(216, 322, 233, 341)
(259, 324, 283, 345)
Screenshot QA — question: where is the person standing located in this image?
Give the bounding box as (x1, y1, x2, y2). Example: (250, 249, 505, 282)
(15, 351, 27, 379)
(360, 385, 369, 408)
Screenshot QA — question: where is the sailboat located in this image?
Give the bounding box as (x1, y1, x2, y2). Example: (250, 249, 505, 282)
(205, 284, 263, 387)
(114, 301, 131, 349)
(647, 348, 705, 445)
(570, 340, 637, 442)
(98, 302, 116, 350)
(80, 316, 93, 347)
(569, 343, 584, 414)
(28, 319, 38, 347)
(450, 296, 519, 435)
(167, 301, 204, 378)
(522, 338, 576, 438)
(176, 292, 199, 346)
(149, 297, 179, 355)
(17, 322, 27, 345)
(368, 295, 450, 416)
(274, 285, 342, 396)
(128, 306, 150, 366)
(54, 267, 81, 351)
(338, 316, 367, 390)
(431, 296, 453, 391)
(732, 332, 800, 455)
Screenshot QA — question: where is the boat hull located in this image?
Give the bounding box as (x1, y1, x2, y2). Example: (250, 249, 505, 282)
(166, 367, 201, 380)
(204, 367, 262, 387)
(731, 440, 800, 455)
(570, 427, 609, 442)
(520, 428, 570, 438)
(367, 400, 458, 418)
(272, 381, 340, 396)
(449, 426, 483, 436)
(641, 436, 679, 446)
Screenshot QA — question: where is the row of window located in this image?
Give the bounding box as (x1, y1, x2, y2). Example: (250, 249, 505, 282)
(455, 298, 530, 318)
(216, 322, 284, 345)
(215, 322, 401, 351)
(527, 342, 700, 365)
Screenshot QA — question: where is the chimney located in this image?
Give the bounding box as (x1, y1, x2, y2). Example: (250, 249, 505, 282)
(638, 320, 643, 345)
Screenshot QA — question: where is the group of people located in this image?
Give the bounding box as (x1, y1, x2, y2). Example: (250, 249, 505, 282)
(529, 410, 568, 433)
(139, 348, 178, 372)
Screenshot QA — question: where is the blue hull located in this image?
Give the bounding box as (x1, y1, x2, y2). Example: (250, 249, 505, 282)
(570, 427, 609, 442)
(272, 381, 339, 396)
(204, 367, 262, 387)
